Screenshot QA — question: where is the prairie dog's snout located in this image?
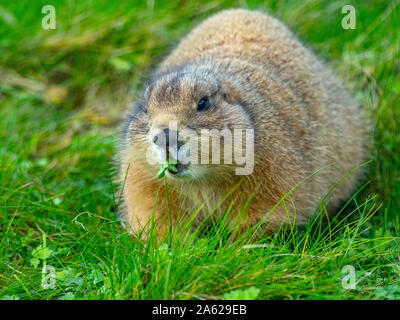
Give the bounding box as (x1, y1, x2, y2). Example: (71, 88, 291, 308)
(150, 127, 186, 161)
(151, 127, 181, 150)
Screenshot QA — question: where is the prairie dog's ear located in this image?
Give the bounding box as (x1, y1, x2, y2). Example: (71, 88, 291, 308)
(220, 80, 244, 105)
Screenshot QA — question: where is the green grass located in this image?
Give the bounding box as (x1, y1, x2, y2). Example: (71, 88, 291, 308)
(0, 0, 399, 300)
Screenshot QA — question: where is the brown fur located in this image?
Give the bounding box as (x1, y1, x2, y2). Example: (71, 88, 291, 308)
(118, 9, 366, 239)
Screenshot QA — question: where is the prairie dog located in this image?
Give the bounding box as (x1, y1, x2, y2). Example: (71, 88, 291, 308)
(119, 9, 365, 239)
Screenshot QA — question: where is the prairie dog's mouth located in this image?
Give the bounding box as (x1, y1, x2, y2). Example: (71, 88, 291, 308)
(167, 161, 188, 176)
(157, 152, 189, 178)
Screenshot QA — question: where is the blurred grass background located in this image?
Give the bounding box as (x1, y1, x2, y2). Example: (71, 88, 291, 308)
(0, 0, 399, 299)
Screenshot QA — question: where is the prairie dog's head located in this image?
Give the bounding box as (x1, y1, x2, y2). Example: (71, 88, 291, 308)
(124, 65, 254, 181)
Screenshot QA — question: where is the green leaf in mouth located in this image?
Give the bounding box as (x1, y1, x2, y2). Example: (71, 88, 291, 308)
(157, 158, 179, 179)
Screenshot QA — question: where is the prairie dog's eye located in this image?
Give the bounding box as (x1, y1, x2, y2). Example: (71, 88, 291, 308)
(197, 97, 210, 111)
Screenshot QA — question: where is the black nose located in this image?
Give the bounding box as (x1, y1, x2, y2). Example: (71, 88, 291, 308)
(153, 128, 181, 149)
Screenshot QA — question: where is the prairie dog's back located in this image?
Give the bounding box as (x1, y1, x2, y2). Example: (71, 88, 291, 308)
(161, 9, 329, 95)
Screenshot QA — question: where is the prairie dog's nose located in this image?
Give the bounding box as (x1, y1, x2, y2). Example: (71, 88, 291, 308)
(153, 128, 180, 149)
